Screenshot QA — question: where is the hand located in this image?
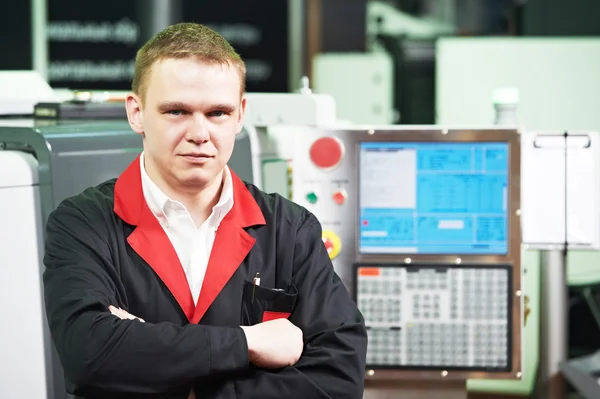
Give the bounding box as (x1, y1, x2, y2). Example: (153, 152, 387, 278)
(240, 318, 303, 369)
(108, 305, 145, 323)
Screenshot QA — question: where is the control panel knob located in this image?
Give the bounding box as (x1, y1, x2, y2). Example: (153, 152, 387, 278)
(306, 191, 318, 204)
(332, 189, 347, 205)
(309, 136, 344, 170)
(322, 230, 342, 260)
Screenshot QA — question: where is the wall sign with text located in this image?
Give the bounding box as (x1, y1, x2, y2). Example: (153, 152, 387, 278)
(47, 0, 289, 92)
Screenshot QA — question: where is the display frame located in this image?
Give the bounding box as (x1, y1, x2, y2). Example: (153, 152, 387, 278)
(350, 127, 522, 381)
(354, 128, 520, 261)
(353, 262, 514, 374)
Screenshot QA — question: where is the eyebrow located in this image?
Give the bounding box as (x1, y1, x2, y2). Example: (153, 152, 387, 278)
(157, 101, 237, 113)
(157, 101, 189, 113)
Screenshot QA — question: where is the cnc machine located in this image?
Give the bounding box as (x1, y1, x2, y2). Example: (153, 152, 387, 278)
(284, 124, 600, 399)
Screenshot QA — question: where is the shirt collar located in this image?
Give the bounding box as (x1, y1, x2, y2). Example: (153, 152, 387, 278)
(139, 152, 234, 227)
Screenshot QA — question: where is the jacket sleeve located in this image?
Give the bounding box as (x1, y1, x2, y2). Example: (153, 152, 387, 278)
(233, 212, 368, 398)
(43, 199, 249, 395)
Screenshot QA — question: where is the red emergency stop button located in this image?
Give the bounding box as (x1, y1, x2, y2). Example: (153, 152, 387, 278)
(332, 190, 347, 205)
(309, 136, 344, 170)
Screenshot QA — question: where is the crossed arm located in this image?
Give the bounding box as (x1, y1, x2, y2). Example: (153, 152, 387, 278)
(43, 202, 367, 397)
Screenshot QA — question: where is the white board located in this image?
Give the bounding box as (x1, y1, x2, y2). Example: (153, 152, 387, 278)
(521, 131, 600, 249)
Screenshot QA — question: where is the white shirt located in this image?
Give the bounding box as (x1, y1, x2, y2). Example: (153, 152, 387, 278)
(139, 152, 234, 305)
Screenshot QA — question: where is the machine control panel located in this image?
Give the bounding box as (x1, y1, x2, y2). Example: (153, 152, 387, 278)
(292, 127, 521, 378)
(355, 263, 512, 371)
(292, 128, 518, 293)
(293, 130, 356, 288)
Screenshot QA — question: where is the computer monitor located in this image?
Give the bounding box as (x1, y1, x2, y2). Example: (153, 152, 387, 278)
(358, 141, 510, 255)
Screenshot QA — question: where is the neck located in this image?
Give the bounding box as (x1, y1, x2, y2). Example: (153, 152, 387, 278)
(176, 170, 225, 228)
(145, 160, 225, 228)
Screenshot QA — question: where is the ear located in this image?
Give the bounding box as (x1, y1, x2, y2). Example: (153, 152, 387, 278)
(235, 96, 247, 135)
(125, 92, 145, 135)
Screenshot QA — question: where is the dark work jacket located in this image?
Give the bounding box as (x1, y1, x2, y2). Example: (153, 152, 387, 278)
(42, 155, 367, 399)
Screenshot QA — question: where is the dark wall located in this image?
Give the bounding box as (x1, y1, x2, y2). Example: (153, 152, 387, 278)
(47, 0, 137, 90)
(0, 0, 32, 70)
(185, 0, 289, 93)
(522, 0, 600, 36)
(320, 0, 367, 52)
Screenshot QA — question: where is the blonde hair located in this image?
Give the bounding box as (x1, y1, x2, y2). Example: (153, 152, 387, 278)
(132, 22, 246, 100)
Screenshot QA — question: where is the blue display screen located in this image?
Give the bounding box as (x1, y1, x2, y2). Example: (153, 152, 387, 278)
(358, 142, 509, 255)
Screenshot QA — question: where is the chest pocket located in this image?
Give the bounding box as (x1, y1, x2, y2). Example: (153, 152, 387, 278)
(240, 280, 298, 326)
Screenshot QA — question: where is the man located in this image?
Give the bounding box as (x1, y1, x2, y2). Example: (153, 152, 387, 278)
(43, 22, 367, 398)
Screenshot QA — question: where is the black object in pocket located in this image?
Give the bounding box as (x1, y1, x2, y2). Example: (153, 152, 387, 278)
(240, 280, 298, 326)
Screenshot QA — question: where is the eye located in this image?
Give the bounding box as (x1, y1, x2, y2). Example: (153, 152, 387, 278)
(168, 110, 185, 116)
(208, 110, 228, 118)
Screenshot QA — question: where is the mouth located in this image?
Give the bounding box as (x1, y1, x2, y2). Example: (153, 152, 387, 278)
(179, 153, 214, 164)
(180, 153, 214, 158)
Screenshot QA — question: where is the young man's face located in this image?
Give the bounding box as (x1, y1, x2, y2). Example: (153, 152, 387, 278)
(127, 57, 246, 192)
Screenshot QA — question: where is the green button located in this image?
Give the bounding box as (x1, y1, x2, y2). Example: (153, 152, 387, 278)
(306, 192, 318, 204)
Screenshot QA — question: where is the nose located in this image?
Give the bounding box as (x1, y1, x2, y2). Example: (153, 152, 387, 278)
(185, 115, 210, 143)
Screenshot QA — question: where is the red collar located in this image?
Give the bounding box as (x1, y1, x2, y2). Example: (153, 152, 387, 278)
(114, 155, 265, 228)
(113, 155, 265, 323)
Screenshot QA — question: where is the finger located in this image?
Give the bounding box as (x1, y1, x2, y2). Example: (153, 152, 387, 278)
(109, 306, 128, 320)
(110, 306, 132, 320)
(109, 305, 123, 318)
(109, 306, 145, 322)
(119, 307, 136, 320)
(120, 308, 145, 322)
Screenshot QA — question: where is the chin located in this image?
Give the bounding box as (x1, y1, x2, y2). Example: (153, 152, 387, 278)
(176, 170, 218, 188)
